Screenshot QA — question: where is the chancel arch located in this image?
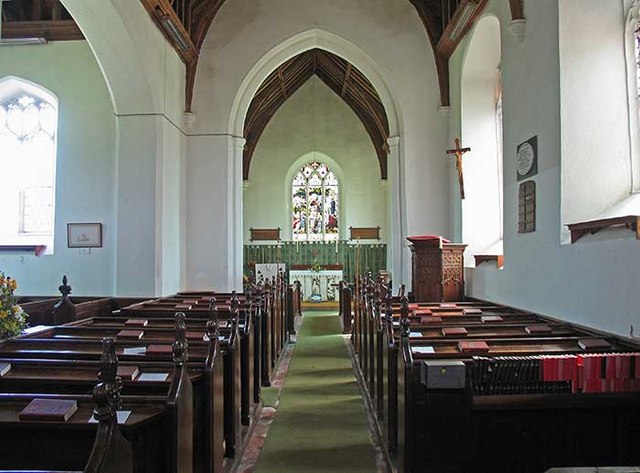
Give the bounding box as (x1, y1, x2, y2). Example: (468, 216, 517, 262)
(230, 29, 406, 286)
(460, 15, 503, 264)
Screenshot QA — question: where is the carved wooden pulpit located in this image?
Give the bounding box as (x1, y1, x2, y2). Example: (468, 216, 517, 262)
(407, 235, 467, 302)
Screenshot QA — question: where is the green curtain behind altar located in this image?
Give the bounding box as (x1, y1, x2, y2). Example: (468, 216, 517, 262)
(244, 241, 387, 284)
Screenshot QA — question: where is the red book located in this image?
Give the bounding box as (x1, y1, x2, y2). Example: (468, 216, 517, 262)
(457, 341, 489, 353)
(414, 309, 433, 316)
(117, 329, 144, 340)
(420, 316, 442, 324)
(442, 327, 467, 337)
(439, 303, 458, 309)
(117, 365, 139, 380)
(174, 304, 192, 310)
(19, 399, 78, 422)
(408, 304, 419, 311)
(578, 338, 611, 351)
(125, 319, 148, 327)
(463, 308, 483, 315)
(524, 325, 552, 335)
(186, 331, 205, 341)
(147, 344, 173, 355)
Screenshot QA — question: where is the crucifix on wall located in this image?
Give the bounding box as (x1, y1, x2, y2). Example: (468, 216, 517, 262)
(446, 138, 471, 199)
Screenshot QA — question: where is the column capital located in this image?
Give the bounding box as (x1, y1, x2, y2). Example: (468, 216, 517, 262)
(387, 135, 401, 150)
(233, 136, 247, 151)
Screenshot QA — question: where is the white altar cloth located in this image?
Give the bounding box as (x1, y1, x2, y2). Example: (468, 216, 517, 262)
(289, 270, 343, 302)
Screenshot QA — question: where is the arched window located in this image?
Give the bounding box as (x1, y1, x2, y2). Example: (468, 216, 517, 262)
(626, 2, 640, 191)
(0, 78, 57, 249)
(292, 161, 339, 241)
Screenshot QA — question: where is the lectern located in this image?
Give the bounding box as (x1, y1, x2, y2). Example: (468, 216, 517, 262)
(406, 235, 466, 302)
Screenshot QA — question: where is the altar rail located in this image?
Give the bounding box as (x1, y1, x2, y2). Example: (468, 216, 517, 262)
(244, 241, 386, 284)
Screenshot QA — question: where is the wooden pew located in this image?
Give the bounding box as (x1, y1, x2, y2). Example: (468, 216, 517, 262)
(0, 313, 219, 473)
(0, 326, 194, 473)
(0, 336, 134, 473)
(390, 298, 640, 473)
(115, 295, 245, 461)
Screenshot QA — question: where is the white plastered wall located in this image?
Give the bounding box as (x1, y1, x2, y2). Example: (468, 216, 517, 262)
(450, 0, 640, 337)
(0, 42, 116, 295)
(55, 0, 188, 296)
(189, 0, 449, 290)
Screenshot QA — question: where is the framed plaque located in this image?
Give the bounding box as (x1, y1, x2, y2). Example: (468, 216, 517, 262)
(516, 136, 538, 181)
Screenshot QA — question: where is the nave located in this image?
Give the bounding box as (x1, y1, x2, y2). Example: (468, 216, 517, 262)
(246, 310, 379, 473)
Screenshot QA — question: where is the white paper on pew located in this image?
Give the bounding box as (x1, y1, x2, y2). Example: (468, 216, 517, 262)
(411, 346, 435, 354)
(393, 321, 400, 326)
(123, 346, 147, 355)
(137, 373, 169, 382)
(23, 325, 50, 335)
(89, 410, 131, 424)
(409, 331, 423, 338)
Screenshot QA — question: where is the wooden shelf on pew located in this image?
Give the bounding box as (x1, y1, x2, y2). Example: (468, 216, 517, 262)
(566, 215, 640, 243)
(472, 391, 640, 411)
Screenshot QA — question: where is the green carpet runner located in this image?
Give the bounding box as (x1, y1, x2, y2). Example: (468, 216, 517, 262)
(254, 311, 377, 472)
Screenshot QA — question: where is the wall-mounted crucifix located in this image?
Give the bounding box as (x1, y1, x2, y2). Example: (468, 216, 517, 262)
(446, 138, 471, 199)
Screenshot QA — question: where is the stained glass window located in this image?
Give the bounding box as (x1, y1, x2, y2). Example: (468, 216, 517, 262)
(0, 87, 57, 246)
(292, 161, 339, 241)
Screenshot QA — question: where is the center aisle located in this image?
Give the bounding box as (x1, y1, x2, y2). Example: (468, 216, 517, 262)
(253, 310, 377, 473)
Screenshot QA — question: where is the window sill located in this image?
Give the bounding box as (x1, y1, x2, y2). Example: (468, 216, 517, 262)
(565, 215, 640, 243)
(0, 245, 47, 256)
(474, 254, 504, 268)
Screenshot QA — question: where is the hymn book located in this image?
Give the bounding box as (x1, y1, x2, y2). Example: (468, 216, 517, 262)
(117, 329, 144, 340)
(578, 338, 612, 350)
(442, 327, 468, 337)
(117, 365, 139, 380)
(19, 399, 78, 422)
(525, 325, 552, 335)
(0, 362, 11, 377)
(463, 308, 483, 315)
(125, 319, 148, 327)
(481, 315, 503, 323)
(186, 331, 206, 341)
(89, 410, 131, 425)
(137, 373, 169, 382)
(458, 341, 490, 353)
(420, 316, 442, 324)
(146, 344, 173, 355)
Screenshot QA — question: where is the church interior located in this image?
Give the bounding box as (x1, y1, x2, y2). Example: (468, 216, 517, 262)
(1, 0, 640, 472)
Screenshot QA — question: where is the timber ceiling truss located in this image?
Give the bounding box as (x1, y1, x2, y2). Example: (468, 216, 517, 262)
(1, 0, 525, 109)
(243, 49, 390, 181)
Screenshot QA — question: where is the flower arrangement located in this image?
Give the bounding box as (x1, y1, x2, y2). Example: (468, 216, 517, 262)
(310, 257, 323, 273)
(0, 273, 28, 339)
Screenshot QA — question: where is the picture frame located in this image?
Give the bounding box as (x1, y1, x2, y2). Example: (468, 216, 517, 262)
(67, 223, 103, 248)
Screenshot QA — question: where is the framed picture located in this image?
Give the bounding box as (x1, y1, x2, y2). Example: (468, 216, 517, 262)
(67, 223, 103, 248)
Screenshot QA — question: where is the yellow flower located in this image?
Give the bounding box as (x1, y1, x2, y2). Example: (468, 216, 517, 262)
(0, 310, 7, 319)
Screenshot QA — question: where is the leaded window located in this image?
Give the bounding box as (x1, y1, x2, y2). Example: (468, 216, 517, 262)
(0, 89, 57, 244)
(292, 161, 339, 241)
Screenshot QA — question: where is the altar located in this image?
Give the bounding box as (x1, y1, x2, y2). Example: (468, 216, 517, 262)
(289, 269, 343, 302)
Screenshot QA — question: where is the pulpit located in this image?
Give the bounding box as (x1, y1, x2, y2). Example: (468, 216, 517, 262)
(407, 236, 466, 302)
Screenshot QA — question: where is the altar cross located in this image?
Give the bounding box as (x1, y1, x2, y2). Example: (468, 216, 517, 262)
(446, 138, 471, 200)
